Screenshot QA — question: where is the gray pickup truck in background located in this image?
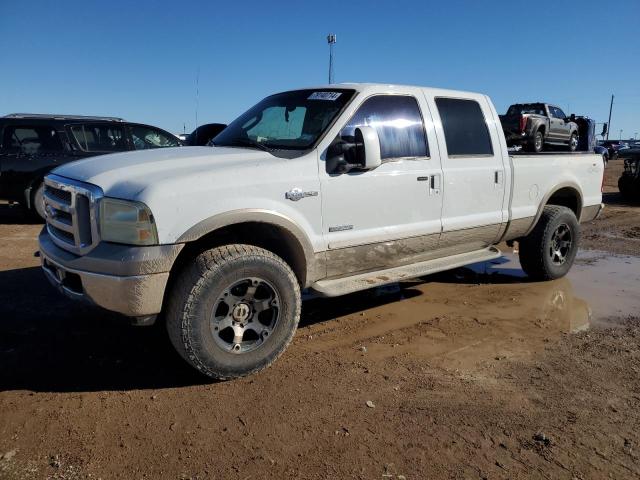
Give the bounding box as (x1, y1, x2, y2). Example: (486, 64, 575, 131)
(500, 103, 579, 153)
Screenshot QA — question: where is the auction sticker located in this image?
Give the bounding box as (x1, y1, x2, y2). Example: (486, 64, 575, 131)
(308, 92, 342, 101)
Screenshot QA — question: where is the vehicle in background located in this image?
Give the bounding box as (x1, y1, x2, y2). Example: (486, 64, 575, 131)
(499, 103, 579, 152)
(618, 146, 640, 201)
(38, 83, 604, 380)
(598, 140, 629, 160)
(594, 145, 609, 166)
(176, 133, 189, 142)
(184, 123, 227, 146)
(573, 116, 608, 166)
(0, 114, 182, 219)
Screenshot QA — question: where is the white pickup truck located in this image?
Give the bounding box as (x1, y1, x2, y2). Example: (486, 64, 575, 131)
(38, 83, 604, 379)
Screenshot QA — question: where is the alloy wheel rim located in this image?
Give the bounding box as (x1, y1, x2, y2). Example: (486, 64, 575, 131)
(570, 135, 578, 149)
(210, 277, 280, 354)
(535, 134, 543, 150)
(549, 223, 572, 265)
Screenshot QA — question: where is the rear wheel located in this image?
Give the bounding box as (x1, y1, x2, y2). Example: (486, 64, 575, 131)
(166, 244, 301, 380)
(528, 130, 544, 153)
(519, 205, 579, 280)
(618, 174, 637, 201)
(568, 132, 578, 152)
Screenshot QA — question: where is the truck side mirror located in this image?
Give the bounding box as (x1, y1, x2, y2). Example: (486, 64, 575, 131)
(355, 126, 382, 170)
(569, 113, 576, 122)
(601, 123, 608, 136)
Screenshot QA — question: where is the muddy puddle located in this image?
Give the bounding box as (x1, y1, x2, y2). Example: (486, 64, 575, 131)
(299, 249, 640, 371)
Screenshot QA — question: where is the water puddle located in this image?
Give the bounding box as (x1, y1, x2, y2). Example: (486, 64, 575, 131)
(300, 249, 640, 370)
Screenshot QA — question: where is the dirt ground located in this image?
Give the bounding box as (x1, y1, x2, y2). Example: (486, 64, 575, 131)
(1, 159, 639, 480)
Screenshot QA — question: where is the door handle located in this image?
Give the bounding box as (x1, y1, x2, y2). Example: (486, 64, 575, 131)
(430, 174, 441, 195)
(494, 170, 504, 187)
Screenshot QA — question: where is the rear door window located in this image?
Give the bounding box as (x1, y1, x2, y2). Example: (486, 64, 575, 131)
(435, 98, 493, 156)
(70, 124, 127, 152)
(2, 125, 63, 154)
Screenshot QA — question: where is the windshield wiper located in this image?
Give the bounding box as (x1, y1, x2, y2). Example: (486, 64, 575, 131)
(217, 138, 273, 152)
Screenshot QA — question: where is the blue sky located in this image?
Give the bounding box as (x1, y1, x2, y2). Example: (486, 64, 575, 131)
(1, 0, 639, 139)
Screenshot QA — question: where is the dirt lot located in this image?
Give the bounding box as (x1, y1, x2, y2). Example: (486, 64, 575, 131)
(1, 159, 639, 480)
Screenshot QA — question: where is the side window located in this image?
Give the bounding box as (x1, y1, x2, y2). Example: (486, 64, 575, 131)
(554, 107, 567, 119)
(435, 98, 493, 156)
(2, 126, 63, 154)
(71, 124, 127, 152)
(339, 95, 428, 159)
(130, 125, 180, 150)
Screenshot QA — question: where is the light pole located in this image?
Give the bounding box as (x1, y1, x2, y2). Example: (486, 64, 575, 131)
(327, 34, 336, 84)
(619, 129, 623, 141)
(606, 94, 614, 140)
(635, 132, 638, 140)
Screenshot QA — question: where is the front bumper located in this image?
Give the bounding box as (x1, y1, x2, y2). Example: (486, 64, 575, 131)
(39, 229, 183, 317)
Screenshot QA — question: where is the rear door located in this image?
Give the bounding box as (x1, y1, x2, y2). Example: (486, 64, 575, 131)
(0, 123, 66, 200)
(320, 92, 443, 276)
(429, 95, 507, 250)
(68, 123, 128, 154)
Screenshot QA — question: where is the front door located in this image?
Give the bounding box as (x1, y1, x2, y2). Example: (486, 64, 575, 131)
(320, 93, 443, 277)
(431, 95, 507, 252)
(548, 106, 569, 143)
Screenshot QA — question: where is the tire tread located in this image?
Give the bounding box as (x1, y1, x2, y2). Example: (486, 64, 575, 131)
(166, 244, 301, 380)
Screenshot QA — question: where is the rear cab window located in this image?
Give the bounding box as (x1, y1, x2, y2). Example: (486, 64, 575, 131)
(435, 98, 493, 156)
(1, 125, 63, 154)
(70, 124, 127, 152)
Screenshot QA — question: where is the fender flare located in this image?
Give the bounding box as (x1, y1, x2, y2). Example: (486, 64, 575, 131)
(524, 181, 584, 236)
(176, 209, 322, 285)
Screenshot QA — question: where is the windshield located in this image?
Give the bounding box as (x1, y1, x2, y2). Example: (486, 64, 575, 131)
(212, 89, 355, 152)
(507, 104, 546, 116)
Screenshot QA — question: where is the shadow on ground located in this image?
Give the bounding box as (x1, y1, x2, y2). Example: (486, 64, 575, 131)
(0, 202, 42, 225)
(0, 256, 531, 393)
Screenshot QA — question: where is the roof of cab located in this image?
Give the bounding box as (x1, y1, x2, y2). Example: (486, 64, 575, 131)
(280, 82, 485, 98)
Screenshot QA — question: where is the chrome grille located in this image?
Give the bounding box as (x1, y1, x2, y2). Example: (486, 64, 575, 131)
(43, 174, 103, 255)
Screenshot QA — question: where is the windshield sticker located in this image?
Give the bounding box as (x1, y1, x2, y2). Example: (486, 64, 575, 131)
(308, 92, 342, 101)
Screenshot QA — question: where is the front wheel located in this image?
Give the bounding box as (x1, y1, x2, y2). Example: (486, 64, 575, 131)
(166, 244, 301, 380)
(518, 205, 580, 281)
(31, 183, 46, 221)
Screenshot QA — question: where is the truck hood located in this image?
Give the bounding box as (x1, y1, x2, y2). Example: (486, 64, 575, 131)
(52, 146, 271, 199)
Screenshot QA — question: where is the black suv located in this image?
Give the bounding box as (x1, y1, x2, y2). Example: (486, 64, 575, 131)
(0, 114, 182, 219)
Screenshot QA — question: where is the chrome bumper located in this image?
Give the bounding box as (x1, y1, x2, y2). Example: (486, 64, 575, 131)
(38, 229, 177, 317)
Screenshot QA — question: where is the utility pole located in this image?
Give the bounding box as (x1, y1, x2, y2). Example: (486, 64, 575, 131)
(606, 94, 614, 140)
(327, 34, 336, 84)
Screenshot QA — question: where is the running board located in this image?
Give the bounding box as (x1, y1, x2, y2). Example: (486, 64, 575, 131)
(311, 246, 502, 297)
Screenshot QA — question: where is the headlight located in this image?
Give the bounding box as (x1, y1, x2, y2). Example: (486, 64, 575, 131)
(99, 197, 158, 246)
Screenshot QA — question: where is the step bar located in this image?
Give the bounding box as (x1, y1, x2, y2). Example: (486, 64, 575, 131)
(311, 246, 502, 297)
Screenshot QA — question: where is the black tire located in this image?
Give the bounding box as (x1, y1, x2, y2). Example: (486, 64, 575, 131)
(618, 175, 638, 201)
(518, 205, 580, 281)
(31, 183, 46, 221)
(568, 132, 578, 152)
(166, 244, 301, 380)
(527, 130, 544, 153)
